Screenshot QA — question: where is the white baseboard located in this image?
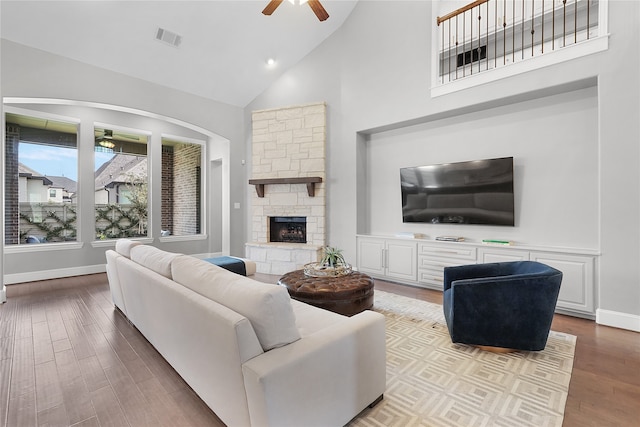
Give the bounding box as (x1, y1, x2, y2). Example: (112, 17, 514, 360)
(4, 264, 107, 285)
(596, 309, 640, 333)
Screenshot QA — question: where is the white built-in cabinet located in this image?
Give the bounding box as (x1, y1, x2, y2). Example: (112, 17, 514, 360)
(356, 235, 597, 318)
(356, 237, 417, 282)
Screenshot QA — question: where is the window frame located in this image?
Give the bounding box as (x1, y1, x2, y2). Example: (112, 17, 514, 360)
(158, 133, 207, 242)
(3, 106, 81, 251)
(93, 122, 152, 242)
(3, 98, 227, 256)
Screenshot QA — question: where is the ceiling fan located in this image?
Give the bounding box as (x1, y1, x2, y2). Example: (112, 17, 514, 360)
(95, 129, 116, 149)
(95, 129, 141, 149)
(262, 0, 329, 22)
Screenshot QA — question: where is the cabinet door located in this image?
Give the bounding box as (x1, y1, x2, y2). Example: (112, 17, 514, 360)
(357, 238, 386, 275)
(386, 240, 417, 281)
(478, 247, 530, 263)
(530, 252, 595, 315)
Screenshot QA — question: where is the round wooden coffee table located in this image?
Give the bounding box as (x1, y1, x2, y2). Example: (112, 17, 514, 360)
(277, 269, 374, 316)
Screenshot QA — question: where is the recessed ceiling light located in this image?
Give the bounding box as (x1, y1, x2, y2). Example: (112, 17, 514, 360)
(266, 58, 276, 67)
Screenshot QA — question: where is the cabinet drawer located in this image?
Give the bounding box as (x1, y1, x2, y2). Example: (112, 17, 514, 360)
(418, 257, 472, 286)
(418, 270, 445, 288)
(418, 244, 476, 261)
(418, 256, 468, 270)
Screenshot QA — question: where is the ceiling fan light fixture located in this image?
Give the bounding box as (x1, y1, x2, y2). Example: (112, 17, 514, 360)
(99, 140, 115, 149)
(288, 0, 309, 5)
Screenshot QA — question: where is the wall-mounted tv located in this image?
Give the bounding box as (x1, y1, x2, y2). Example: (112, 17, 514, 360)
(400, 157, 514, 226)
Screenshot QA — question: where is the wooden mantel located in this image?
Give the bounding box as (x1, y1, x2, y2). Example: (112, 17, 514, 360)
(249, 177, 323, 198)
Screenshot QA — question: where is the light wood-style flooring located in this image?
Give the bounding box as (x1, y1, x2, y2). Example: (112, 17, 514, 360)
(1, 273, 638, 427)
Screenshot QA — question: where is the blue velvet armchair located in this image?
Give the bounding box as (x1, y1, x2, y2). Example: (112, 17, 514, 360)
(443, 261, 563, 351)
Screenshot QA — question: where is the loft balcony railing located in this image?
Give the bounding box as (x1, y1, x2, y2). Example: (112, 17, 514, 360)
(436, 0, 600, 85)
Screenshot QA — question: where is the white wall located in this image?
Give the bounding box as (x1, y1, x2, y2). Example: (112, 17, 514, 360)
(246, 0, 640, 328)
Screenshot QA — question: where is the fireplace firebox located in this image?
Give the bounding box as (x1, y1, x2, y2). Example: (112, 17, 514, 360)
(270, 217, 306, 243)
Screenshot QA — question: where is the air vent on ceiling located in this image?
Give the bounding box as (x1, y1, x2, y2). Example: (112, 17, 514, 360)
(155, 27, 182, 48)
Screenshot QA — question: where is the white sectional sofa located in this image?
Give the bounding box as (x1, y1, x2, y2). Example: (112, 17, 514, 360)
(106, 240, 386, 426)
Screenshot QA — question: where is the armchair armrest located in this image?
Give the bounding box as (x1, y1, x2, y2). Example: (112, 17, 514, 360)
(443, 262, 503, 291)
(241, 310, 386, 427)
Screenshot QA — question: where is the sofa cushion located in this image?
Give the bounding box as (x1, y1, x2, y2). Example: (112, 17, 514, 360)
(130, 245, 181, 279)
(171, 255, 301, 351)
(115, 239, 142, 258)
(290, 299, 345, 338)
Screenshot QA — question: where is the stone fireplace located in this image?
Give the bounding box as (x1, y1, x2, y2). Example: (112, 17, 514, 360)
(245, 103, 326, 274)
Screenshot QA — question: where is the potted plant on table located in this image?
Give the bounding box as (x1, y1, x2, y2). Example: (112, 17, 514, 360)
(304, 246, 353, 277)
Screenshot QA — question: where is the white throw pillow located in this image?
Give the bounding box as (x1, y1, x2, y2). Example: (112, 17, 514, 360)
(171, 255, 301, 351)
(115, 239, 142, 258)
(130, 245, 181, 279)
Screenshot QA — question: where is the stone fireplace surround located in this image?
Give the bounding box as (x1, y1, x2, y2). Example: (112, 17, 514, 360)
(245, 102, 326, 275)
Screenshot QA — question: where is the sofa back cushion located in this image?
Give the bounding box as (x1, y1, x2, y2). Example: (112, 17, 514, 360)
(115, 239, 142, 258)
(130, 245, 181, 279)
(171, 255, 301, 351)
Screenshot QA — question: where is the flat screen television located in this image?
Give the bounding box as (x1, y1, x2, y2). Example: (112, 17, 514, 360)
(400, 157, 514, 226)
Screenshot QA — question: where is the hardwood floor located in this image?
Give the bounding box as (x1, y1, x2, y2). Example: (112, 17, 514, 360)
(1, 273, 639, 427)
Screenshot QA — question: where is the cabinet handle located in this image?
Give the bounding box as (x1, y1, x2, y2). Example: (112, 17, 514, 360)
(432, 249, 461, 255)
(424, 261, 454, 268)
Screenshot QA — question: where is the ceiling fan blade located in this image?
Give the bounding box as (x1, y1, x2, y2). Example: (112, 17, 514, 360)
(262, 0, 284, 15)
(308, 0, 329, 21)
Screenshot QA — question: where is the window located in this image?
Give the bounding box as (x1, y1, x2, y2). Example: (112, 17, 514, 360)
(161, 138, 203, 237)
(94, 127, 148, 240)
(4, 112, 78, 245)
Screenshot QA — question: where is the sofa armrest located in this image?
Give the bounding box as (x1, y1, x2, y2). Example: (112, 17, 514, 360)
(105, 250, 126, 314)
(241, 310, 386, 427)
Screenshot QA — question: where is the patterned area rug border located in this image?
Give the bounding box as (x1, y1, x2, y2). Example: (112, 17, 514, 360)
(350, 290, 576, 427)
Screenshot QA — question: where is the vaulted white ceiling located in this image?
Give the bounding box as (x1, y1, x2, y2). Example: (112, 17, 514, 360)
(0, 0, 358, 107)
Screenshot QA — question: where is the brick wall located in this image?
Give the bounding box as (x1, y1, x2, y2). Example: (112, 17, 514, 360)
(250, 103, 326, 247)
(5, 124, 20, 244)
(172, 143, 201, 236)
(161, 145, 174, 233)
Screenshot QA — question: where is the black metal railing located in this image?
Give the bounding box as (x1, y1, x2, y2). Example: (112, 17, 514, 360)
(437, 0, 599, 84)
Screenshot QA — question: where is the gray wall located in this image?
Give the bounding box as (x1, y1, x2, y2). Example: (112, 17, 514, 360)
(366, 86, 599, 249)
(246, 1, 640, 322)
(1, 39, 248, 279)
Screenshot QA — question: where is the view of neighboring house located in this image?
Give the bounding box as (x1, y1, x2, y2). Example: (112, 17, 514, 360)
(18, 163, 52, 203)
(18, 162, 77, 203)
(19, 154, 146, 206)
(94, 154, 147, 205)
(48, 175, 77, 203)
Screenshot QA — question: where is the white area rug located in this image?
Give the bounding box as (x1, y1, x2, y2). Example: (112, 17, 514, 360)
(350, 290, 576, 427)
